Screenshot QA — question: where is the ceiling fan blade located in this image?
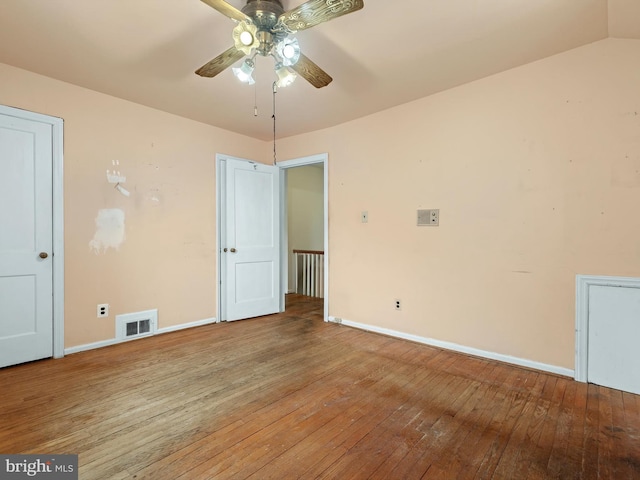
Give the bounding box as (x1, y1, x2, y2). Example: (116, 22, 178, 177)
(291, 53, 333, 88)
(195, 46, 245, 78)
(279, 0, 364, 32)
(200, 0, 251, 22)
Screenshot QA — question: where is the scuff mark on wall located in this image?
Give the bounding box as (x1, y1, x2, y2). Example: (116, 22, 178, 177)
(107, 160, 130, 196)
(89, 209, 126, 254)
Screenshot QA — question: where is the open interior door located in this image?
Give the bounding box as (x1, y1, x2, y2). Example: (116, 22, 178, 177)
(221, 157, 280, 321)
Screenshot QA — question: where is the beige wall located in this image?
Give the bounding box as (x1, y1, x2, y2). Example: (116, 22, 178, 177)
(0, 63, 264, 348)
(278, 38, 640, 370)
(287, 165, 324, 292)
(2, 37, 639, 370)
(609, 0, 640, 38)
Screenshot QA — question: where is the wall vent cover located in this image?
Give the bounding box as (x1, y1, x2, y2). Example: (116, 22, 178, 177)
(116, 309, 158, 341)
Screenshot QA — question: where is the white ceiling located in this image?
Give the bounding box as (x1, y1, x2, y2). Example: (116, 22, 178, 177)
(0, 1, 637, 140)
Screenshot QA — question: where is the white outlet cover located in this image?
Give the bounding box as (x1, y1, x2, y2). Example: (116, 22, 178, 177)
(97, 303, 109, 317)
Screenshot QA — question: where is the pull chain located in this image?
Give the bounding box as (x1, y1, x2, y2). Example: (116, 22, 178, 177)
(254, 81, 258, 117)
(272, 82, 277, 165)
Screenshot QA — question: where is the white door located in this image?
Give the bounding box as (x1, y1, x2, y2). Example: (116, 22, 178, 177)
(588, 285, 640, 395)
(0, 113, 53, 368)
(222, 158, 280, 321)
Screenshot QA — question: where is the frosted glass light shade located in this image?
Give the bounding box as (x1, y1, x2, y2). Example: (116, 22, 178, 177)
(232, 22, 259, 55)
(276, 37, 301, 67)
(233, 59, 256, 85)
(275, 64, 297, 88)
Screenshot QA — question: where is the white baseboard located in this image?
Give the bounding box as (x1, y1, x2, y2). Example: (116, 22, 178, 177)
(156, 317, 217, 334)
(65, 338, 121, 355)
(328, 316, 574, 378)
(64, 317, 218, 356)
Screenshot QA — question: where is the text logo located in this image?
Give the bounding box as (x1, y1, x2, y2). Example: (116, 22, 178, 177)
(0, 455, 78, 479)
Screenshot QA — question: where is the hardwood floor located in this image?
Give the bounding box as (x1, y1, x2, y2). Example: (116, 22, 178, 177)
(1, 294, 639, 479)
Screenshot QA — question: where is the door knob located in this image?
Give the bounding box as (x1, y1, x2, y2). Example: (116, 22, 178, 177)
(223, 248, 228, 252)
(230, 248, 237, 253)
(39, 252, 48, 259)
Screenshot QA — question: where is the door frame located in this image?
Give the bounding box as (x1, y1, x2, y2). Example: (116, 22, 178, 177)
(215, 152, 329, 323)
(215, 153, 236, 323)
(0, 104, 64, 359)
(575, 274, 640, 383)
(277, 153, 329, 321)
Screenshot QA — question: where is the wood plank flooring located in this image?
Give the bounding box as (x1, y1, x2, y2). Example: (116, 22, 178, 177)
(1, 294, 639, 479)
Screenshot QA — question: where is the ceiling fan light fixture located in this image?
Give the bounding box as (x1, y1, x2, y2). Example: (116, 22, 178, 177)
(276, 37, 301, 66)
(232, 21, 259, 55)
(275, 63, 297, 88)
(240, 31, 254, 46)
(196, 0, 363, 89)
(232, 58, 256, 85)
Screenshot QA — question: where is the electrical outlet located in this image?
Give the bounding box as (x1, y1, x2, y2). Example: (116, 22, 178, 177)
(395, 299, 401, 311)
(361, 211, 368, 223)
(97, 304, 109, 318)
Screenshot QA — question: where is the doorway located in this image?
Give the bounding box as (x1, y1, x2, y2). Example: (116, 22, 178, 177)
(278, 154, 328, 321)
(216, 153, 328, 323)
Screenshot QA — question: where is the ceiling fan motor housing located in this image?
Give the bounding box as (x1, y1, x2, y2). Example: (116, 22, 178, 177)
(241, 0, 288, 56)
(242, 0, 284, 29)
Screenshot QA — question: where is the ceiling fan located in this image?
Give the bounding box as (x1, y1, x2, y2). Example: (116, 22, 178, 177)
(195, 0, 364, 88)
